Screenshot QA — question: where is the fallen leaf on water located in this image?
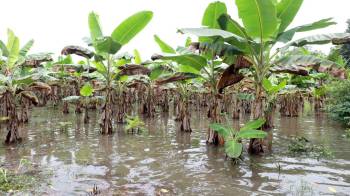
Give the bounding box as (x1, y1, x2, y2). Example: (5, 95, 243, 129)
(328, 187, 337, 193)
(0, 116, 10, 121)
(160, 188, 169, 193)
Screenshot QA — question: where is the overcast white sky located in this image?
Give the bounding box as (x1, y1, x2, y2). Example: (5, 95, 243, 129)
(0, 0, 349, 60)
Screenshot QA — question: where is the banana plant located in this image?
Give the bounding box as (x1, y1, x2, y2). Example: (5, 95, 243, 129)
(48, 55, 79, 113)
(60, 46, 96, 113)
(0, 29, 51, 144)
(210, 118, 267, 161)
(62, 11, 153, 132)
(262, 78, 286, 129)
(177, 0, 350, 153)
(87, 11, 153, 134)
(63, 83, 103, 124)
(156, 34, 247, 145)
(125, 115, 145, 134)
(152, 35, 200, 132)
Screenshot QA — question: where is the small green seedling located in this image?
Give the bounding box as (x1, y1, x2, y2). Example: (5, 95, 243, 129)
(210, 119, 267, 161)
(125, 115, 145, 134)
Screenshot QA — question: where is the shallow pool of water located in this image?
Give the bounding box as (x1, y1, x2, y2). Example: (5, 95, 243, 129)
(1, 107, 350, 195)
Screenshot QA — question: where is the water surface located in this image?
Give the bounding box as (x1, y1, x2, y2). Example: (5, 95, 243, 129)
(1, 107, 350, 195)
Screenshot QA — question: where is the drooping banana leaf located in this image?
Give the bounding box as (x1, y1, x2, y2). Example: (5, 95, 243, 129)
(271, 64, 309, 76)
(61, 45, 94, 59)
(24, 53, 53, 67)
(198, 42, 243, 64)
(30, 82, 52, 93)
(217, 56, 252, 93)
(155, 72, 198, 85)
(274, 55, 339, 67)
(278, 18, 337, 43)
(118, 64, 150, 76)
(332, 36, 350, 45)
(20, 91, 39, 106)
(283, 33, 350, 48)
(272, 55, 347, 79)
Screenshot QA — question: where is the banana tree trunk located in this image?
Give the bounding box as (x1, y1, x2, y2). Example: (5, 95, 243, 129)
(161, 90, 169, 113)
(4, 92, 20, 144)
(249, 84, 265, 154)
(206, 94, 224, 145)
(179, 99, 191, 132)
(116, 92, 125, 123)
(62, 87, 69, 114)
(314, 97, 323, 113)
(144, 87, 156, 118)
(100, 89, 113, 134)
(84, 105, 89, 124)
(279, 93, 302, 117)
(20, 98, 30, 123)
(263, 103, 275, 130)
(232, 94, 240, 119)
(75, 83, 83, 114)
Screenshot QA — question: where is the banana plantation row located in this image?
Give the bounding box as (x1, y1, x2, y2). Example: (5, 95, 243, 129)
(1, 0, 349, 160)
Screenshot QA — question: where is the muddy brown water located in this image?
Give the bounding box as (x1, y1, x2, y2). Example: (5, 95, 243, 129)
(0, 106, 350, 195)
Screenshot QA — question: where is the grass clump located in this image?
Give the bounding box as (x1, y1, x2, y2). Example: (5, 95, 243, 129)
(288, 137, 333, 158)
(0, 168, 37, 193)
(0, 159, 40, 193)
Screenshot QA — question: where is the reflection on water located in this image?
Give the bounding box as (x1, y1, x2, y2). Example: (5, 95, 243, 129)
(1, 107, 350, 195)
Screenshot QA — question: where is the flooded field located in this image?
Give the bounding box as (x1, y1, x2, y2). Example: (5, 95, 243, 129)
(1, 107, 350, 195)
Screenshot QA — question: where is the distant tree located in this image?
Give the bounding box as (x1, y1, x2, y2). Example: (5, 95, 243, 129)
(340, 19, 350, 66)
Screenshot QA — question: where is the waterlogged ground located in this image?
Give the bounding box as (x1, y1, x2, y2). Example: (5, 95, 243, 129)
(1, 106, 350, 195)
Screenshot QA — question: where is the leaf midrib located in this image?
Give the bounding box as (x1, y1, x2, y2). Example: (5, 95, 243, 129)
(253, 0, 264, 40)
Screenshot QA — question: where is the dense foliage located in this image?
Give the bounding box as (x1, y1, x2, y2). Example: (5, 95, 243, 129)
(327, 80, 350, 125)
